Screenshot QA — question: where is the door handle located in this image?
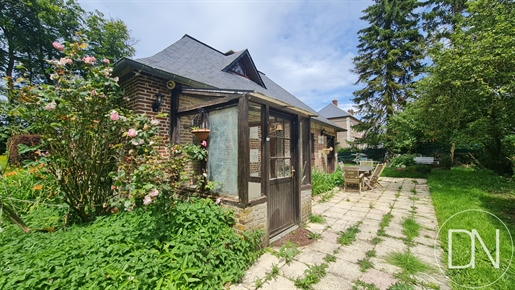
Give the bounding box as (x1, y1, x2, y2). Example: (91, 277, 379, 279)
(291, 168, 295, 178)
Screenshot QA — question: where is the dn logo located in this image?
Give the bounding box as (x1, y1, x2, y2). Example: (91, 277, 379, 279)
(448, 229, 499, 269)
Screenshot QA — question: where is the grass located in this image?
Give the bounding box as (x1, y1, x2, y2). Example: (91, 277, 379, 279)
(429, 168, 515, 289)
(337, 222, 362, 245)
(382, 166, 430, 179)
(309, 214, 325, 223)
(385, 251, 432, 276)
(401, 217, 420, 244)
(377, 213, 393, 236)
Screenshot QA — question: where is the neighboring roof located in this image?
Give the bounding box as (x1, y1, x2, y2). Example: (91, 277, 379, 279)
(114, 34, 316, 116)
(318, 103, 352, 119)
(312, 115, 346, 132)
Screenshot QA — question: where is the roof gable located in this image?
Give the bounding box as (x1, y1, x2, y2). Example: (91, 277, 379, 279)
(318, 103, 351, 119)
(222, 50, 266, 89)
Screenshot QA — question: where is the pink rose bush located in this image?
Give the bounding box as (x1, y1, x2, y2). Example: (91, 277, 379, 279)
(110, 111, 119, 121)
(82, 56, 96, 65)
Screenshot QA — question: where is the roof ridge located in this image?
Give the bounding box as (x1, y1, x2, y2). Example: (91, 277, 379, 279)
(182, 34, 233, 56)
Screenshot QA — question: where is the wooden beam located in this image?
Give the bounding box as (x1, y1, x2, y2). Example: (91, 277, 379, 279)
(238, 96, 250, 206)
(177, 94, 241, 115)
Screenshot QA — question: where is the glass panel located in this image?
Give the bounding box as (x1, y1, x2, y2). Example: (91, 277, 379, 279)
(249, 104, 261, 178)
(276, 137, 284, 158)
(276, 159, 284, 178)
(285, 159, 291, 177)
(207, 107, 238, 196)
(284, 121, 291, 139)
(285, 139, 291, 158)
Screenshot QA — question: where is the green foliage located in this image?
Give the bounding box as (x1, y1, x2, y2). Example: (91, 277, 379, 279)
(308, 214, 325, 224)
(294, 263, 328, 290)
(10, 38, 167, 222)
(0, 198, 263, 289)
(323, 254, 336, 263)
(382, 166, 430, 179)
(401, 217, 420, 245)
(311, 167, 344, 196)
(337, 222, 361, 245)
(0, 0, 135, 92)
(273, 241, 300, 264)
(183, 143, 208, 161)
(0, 155, 6, 170)
(413, 0, 515, 175)
(390, 154, 416, 168)
(385, 251, 432, 277)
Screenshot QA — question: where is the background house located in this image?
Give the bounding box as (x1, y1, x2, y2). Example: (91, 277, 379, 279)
(114, 35, 316, 242)
(318, 100, 363, 149)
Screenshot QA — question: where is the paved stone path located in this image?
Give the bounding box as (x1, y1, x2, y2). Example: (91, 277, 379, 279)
(231, 177, 451, 290)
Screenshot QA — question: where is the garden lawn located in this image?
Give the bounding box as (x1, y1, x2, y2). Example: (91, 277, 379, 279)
(428, 168, 515, 289)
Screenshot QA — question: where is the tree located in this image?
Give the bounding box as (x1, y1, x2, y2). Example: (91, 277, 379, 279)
(352, 0, 424, 147)
(0, 0, 136, 101)
(414, 0, 515, 174)
(421, 0, 468, 41)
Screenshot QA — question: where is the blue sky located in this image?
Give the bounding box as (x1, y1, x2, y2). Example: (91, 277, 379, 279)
(78, 0, 373, 113)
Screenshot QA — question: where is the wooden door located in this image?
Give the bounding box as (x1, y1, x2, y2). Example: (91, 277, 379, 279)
(268, 113, 296, 236)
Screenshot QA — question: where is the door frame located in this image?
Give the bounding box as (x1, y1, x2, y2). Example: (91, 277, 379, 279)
(267, 109, 300, 237)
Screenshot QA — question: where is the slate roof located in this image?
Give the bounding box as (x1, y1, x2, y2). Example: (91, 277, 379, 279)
(318, 103, 352, 119)
(116, 34, 316, 116)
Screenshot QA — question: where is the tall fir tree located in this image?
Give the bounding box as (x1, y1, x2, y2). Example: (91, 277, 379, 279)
(352, 0, 424, 147)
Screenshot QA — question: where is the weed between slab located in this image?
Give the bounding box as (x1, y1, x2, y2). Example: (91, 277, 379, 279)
(337, 222, 362, 245)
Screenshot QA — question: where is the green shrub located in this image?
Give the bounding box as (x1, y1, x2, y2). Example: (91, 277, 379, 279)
(0, 198, 262, 289)
(390, 154, 416, 168)
(312, 167, 344, 196)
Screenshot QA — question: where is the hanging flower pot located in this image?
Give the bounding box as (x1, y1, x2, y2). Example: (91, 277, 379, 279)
(191, 108, 210, 141)
(192, 127, 210, 141)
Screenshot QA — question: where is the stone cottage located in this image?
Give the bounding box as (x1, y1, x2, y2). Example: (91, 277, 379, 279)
(311, 116, 345, 173)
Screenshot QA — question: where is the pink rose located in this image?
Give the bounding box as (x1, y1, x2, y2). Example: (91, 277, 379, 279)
(58, 57, 72, 66)
(82, 56, 96, 64)
(110, 111, 119, 121)
(127, 128, 138, 137)
(201, 140, 207, 147)
(52, 41, 64, 51)
(44, 102, 56, 110)
(150, 119, 159, 126)
(149, 189, 159, 197)
(215, 198, 222, 205)
(103, 58, 110, 64)
(143, 195, 152, 205)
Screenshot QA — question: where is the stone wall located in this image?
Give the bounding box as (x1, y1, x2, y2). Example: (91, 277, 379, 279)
(223, 202, 269, 244)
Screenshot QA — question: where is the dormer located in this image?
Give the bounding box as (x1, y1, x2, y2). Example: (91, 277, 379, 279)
(223, 50, 266, 89)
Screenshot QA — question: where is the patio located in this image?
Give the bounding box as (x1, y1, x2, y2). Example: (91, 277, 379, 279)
(231, 177, 450, 290)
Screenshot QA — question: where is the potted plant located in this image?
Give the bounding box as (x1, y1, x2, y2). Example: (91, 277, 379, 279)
(191, 126, 210, 141)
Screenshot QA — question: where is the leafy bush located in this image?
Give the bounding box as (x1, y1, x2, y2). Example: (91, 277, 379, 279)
(389, 154, 416, 168)
(312, 167, 344, 196)
(10, 37, 169, 222)
(6, 134, 40, 165)
(0, 198, 262, 289)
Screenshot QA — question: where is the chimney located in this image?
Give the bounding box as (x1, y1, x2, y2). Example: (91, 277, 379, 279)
(332, 99, 338, 106)
(348, 109, 354, 116)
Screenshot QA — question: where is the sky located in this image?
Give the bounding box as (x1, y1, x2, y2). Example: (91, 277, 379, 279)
(78, 0, 373, 113)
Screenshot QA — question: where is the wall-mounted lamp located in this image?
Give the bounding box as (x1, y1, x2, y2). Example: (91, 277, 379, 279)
(321, 128, 326, 135)
(152, 93, 164, 112)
